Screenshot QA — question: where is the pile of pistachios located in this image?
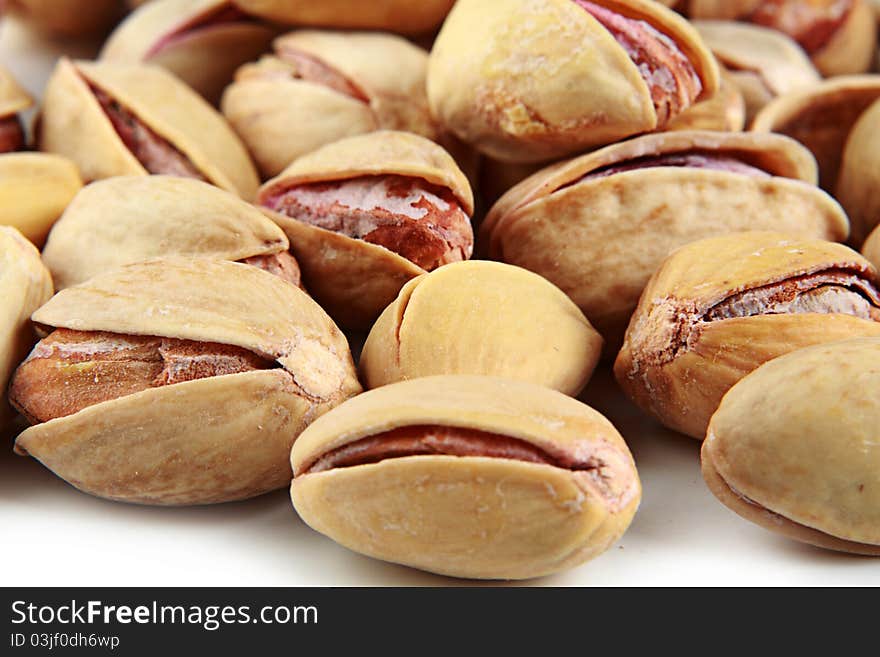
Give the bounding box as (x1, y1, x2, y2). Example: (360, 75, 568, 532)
(2, 0, 879, 581)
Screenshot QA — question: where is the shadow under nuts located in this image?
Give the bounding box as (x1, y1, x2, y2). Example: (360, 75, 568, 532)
(615, 231, 880, 439)
(290, 375, 641, 580)
(427, 0, 719, 163)
(360, 261, 603, 396)
(258, 131, 474, 331)
(702, 338, 880, 555)
(10, 258, 361, 505)
(481, 131, 848, 348)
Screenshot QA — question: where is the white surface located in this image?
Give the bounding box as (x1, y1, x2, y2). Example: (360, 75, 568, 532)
(2, 18, 878, 587)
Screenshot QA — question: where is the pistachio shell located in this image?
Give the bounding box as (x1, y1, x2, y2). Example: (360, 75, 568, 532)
(809, 0, 876, 77)
(703, 338, 880, 554)
(5, 0, 124, 36)
(835, 99, 880, 247)
(666, 69, 746, 132)
(0, 65, 33, 118)
(15, 257, 361, 505)
(864, 226, 880, 270)
(39, 59, 259, 199)
(290, 375, 640, 580)
(360, 261, 603, 395)
(101, 0, 278, 104)
(752, 76, 880, 193)
(230, 0, 454, 34)
(0, 153, 83, 246)
(42, 176, 289, 290)
(614, 232, 880, 439)
(0, 227, 53, 427)
(692, 21, 820, 121)
(221, 30, 435, 178)
(427, 0, 720, 163)
(258, 131, 474, 330)
(481, 131, 849, 347)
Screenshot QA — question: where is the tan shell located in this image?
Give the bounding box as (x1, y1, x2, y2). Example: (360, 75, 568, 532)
(481, 131, 849, 348)
(258, 131, 474, 331)
(427, 0, 720, 163)
(0, 153, 83, 246)
(14, 257, 361, 505)
(39, 59, 259, 200)
(42, 176, 290, 290)
(751, 75, 880, 193)
(864, 226, 880, 270)
(0, 227, 53, 427)
(0, 65, 33, 119)
(290, 375, 641, 580)
(5, 0, 124, 36)
(666, 69, 746, 132)
(359, 261, 603, 396)
(230, 0, 454, 34)
(101, 0, 278, 105)
(692, 21, 820, 122)
(222, 30, 436, 178)
(835, 99, 880, 247)
(703, 338, 880, 554)
(614, 231, 880, 439)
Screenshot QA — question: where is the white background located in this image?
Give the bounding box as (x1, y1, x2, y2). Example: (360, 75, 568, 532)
(2, 17, 877, 587)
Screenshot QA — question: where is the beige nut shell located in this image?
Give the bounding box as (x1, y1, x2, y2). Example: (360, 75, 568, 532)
(835, 99, 880, 247)
(359, 261, 603, 396)
(0, 153, 83, 246)
(864, 226, 880, 270)
(14, 257, 361, 505)
(481, 131, 849, 346)
(42, 176, 290, 290)
(427, 0, 720, 163)
(259, 131, 474, 331)
(222, 30, 435, 178)
(666, 70, 746, 133)
(39, 59, 259, 200)
(100, 0, 278, 105)
(0, 227, 53, 427)
(0, 65, 33, 118)
(614, 232, 880, 439)
(231, 0, 455, 34)
(751, 75, 880, 192)
(703, 338, 880, 554)
(291, 375, 641, 580)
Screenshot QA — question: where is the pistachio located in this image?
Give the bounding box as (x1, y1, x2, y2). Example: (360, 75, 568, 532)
(41, 176, 300, 290)
(691, 20, 820, 121)
(0, 154, 83, 246)
(290, 375, 641, 580)
(481, 131, 848, 349)
(230, 0, 455, 34)
(101, 0, 278, 105)
(0, 227, 53, 428)
(258, 131, 474, 331)
(39, 59, 259, 199)
(222, 30, 437, 178)
(666, 69, 747, 132)
(10, 257, 361, 505)
(614, 232, 880, 439)
(864, 226, 880, 270)
(751, 75, 880, 194)
(360, 261, 603, 396)
(428, 0, 719, 163)
(685, 0, 876, 76)
(3, 0, 125, 36)
(835, 98, 880, 247)
(702, 338, 880, 555)
(0, 65, 31, 153)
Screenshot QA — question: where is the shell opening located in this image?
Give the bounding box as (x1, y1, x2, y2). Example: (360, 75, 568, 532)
(146, 5, 259, 58)
(258, 46, 370, 103)
(0, 115, 25, 153)
(575, 150, 772, 185)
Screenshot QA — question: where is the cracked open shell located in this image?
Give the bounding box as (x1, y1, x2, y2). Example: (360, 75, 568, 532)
(222, 30, 437, 178)
(703, 337, 880, 555)
(691, 20, 820, 121)
(230, 0, 455, 34)
(359, 261, 603, 396)
(41, 176, 294, 290)
(258, 131, 474, 331)
(614, 232, 880, 439)
(427, 0, 720, 163)
(39, 59, 259, 200)
(0, 227, 53, 427)
(12, 258, 361, 505)
(100, 0, 278, 105)
(290, 375, 641, 580)
(0, 65, 32, 121)
(481, 131, 848, 348)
